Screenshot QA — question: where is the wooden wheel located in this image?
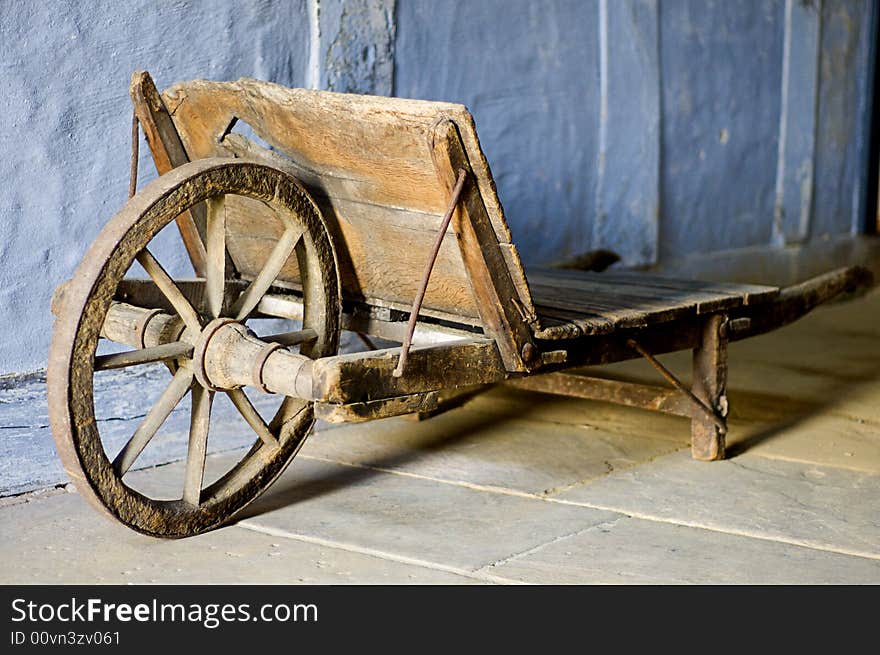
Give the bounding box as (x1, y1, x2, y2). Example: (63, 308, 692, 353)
(48, 158, 340, 538)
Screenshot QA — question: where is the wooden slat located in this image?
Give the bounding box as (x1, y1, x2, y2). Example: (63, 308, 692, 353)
(160, 78, 537, 332)
(532, 286, 713, 328)
(530, 267, 780, 340)
(430, 119, 535, 372)
(315, 392, 440, 423)
(216, 120, 483, 321)
(311, 338, 506, 404)
(261, 328, 318, 348)
(165, 81, 449, 211)
(256, 292, 476, 344)
(533, 282, 701, 314)
(130, 71, 208, 277)
(223, 196, 479, 320)
(506, 372, 691, 417)
(530, 268, 779, 307)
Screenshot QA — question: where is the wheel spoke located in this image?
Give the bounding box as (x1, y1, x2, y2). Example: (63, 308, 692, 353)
(231, 227, 304, 321)
(95, 341, 193, 371)
(260, 328, 318, 348)
(112, 367, 193, 476)
(183, 384, 213, 505)
(205, 194, 227, 318)
(136, 249, 202, 333)
(226, 388, 279, 448)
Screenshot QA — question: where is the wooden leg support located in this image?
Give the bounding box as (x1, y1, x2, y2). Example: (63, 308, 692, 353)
(691, 314, 729, 461)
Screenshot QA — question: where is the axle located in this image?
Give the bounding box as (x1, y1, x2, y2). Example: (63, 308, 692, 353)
(100, 301, 317, 399)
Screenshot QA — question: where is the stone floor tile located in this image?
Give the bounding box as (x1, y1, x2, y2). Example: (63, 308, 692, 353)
(0, 491, 479, 584)
(488, 515, 880, 584)
(557, 450, 880, 558)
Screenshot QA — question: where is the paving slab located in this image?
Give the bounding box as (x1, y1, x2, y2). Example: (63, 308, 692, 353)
(0, 491, 479, 584)
(729, 358, 880, 408)
(725, 412, 880, 473)
(300, 409, 685, 496)
(813, 378, 880, 427)
(486, 515, 880, 584)
(556, 450, 880, 559)
(126, 452, 619, 571)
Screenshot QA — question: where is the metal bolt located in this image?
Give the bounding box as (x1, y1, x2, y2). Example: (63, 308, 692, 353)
(521, 342, 537, 362)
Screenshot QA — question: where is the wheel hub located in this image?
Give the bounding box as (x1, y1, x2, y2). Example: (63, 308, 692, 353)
(191, 318, 242, 391)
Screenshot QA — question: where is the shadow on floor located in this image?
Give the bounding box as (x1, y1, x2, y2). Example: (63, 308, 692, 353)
(237, 398, 535, 519)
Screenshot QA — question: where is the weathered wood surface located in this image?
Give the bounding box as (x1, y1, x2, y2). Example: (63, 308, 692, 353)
(530, 268, 779, 339)
(392, 168, 469, 378)
(214, 133, 483, 324)
(257, 292, 474, 345)
(115, 278, 245, 319)
(311, 338, 507, 404)
(406, 384, 491, 421)
(724, 266, 873, 341)
(130, 71, 208, 276)
(506, 372, 691, 417)
(159, 77, 536, 327)
(691, 315, 728, 461)
(48, 159, 340, 538)
(316, 392, 440, 423)
(430, 119, 537, 371)
(94, 341, 192, 371)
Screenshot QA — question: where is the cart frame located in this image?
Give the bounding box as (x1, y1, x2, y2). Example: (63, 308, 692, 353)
(47, 71, 871, 537)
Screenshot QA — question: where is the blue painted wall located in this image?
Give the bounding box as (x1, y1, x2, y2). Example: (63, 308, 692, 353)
(813, 0, 876, 238)
(396, 0, 875, 265)
(395, 0, 601, 265)
(0, 0, 311, 374)
(0, 0, 876, 374)
(658, 0, 783, 258)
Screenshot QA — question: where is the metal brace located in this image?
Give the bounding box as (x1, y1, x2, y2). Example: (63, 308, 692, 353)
(393, 168, 468, 378)
(627, 338, 727, 434)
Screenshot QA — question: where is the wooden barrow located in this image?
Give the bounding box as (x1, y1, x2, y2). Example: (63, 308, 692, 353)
(47, 72, 872, 537)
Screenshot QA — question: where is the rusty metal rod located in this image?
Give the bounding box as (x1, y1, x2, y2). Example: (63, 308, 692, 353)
(129, 112, 139, 199)
(627, 338, 727, 433)
(393, 168, 468, 378)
